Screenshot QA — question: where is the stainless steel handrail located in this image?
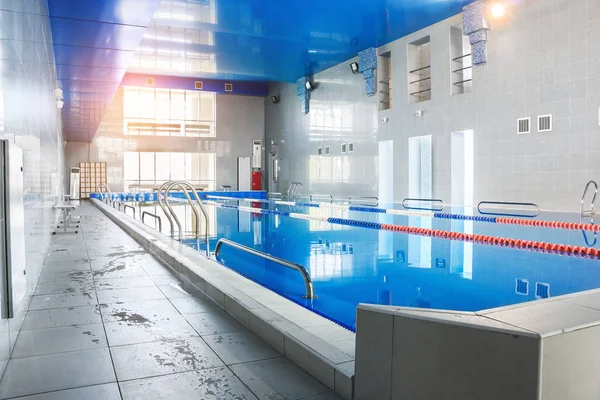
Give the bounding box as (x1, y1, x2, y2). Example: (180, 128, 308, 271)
(166, 181, 210, 256)
(157, 181, 177, 237)
(97, 183, 112, 204)
(349, 196, 379, 206)
(287, 182, 298, 198)
(215, 238, 316, 299)
(310, 194, 333, 203)
(291, 182, 302, 198)
(402, 198, 445, 211)
(477, 201, 540, 218)
(164, 183, 197, 241)
(123, 204, 136, 219)
(581, 180, 598, 217)
(142, 211, 162, 232)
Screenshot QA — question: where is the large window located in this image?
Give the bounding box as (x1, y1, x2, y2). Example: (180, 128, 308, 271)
(124, 151, 216, 191)
(123, 87, 215, 137)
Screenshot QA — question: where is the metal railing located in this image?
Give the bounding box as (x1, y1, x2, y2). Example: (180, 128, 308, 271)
(157, 181, 177, 237)
(163, 181, 210, 256)
(349, 196, 379, 206)
(142, 211, 162, 232)
(123, 204, 136, 219)
(96, 183, 112, 204)
(477, 201, 540, 218)
(402, 198, 445, 211)
(287, 182, 302, 199)
(310, 194, 333, 203)
(215, 238, 316, 299)
(581, 180, 598, 218)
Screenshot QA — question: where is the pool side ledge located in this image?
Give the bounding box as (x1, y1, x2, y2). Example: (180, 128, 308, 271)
(91, 199, 356, 399)
(355, 291, 600, 400)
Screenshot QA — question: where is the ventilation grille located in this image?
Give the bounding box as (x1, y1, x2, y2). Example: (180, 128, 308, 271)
(341, 143, 347, 154)
(195, 81, 203, 90)
(348, 142, 355, 153)
(317, 147, 323, 156)
(517, 118, 530, 134)
(145, 78, 155, 87)
(515, 278, 529, 295)
(324, 145, 330, 155)
(535, 282, 550, 299)
(225, 83, 233, 92)
(538, 114, 552, 132)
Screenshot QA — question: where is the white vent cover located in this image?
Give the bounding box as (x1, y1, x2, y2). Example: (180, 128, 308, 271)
(317, 147, 323, 156)
(348, 142, 354, 153)
(341, 143, 347, 153)
(538, 114, 552, 132)
(517, 118, 530, 135)
(324, 145, 330, 155)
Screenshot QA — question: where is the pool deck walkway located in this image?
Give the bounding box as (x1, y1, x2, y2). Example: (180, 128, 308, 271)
(0, 203, 340, 400)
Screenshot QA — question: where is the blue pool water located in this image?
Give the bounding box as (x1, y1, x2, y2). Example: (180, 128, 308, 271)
(142, 199, 600, 332)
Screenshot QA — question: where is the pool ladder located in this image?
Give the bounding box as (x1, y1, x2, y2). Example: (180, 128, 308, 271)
(96, 183, 112, 205)
(156, 180, 211, 256)
(287, 182, 302, 199)
(581, 180, 598, 218)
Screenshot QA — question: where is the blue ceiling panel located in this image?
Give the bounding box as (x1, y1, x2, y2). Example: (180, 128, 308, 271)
(49, 17, 148, 50)
(46, 0, 162, 26)
(47, 0, 161, 142)
(53, 45, 134, 69)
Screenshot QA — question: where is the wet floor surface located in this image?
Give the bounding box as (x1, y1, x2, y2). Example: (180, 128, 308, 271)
(0, 203, 340, 400)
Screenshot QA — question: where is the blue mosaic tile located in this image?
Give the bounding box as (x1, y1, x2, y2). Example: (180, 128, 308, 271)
(463, 0, 488, 35)
(296, 78, 307, 95)
(358, 48, 377, 72)
(362, 68, 375, 80)
(472, 41, 487, 65)
(469, 29, 488, 44)
(365, 76, 376, 96)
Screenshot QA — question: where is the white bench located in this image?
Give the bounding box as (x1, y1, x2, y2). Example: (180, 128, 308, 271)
(53, 201, 80, 235)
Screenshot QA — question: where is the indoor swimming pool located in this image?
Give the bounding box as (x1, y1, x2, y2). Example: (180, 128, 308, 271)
(103, 193, 600, 332)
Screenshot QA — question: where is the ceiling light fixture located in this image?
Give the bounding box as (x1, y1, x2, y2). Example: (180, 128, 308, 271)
(350, 62, 359, 73)
(271, 96, 279, 104)
(490, 3, 505, 19)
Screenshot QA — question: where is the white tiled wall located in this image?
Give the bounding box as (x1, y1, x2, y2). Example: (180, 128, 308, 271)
(65, 90, 265, 191)
(267, 0, 600, 212)
(0, 0, 65, 376)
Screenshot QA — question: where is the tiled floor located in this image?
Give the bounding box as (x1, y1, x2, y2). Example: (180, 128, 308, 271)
(0, 203, 341, 400)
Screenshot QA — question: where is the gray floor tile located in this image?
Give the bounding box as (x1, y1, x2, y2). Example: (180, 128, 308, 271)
(185, 311, 246, 335)
(204, 331, 281, 365)
(158, 283, 202, 299)
(149, 273, 184, 286)
(0, 348, 116, 398)
(111, 337, 224, 381)
(41, 259, 91, 272)
(231, 357, 331, 400)
(29, 292, 98, 311)
(92, 265, 148, 279)
(96, 286, 166, 304)
(9, 383, 121, 400)
(104, 314, 197, 347)
(99, 299, 181, 323)
(170, 295, 221, 315)
(33, 279, 95, 296)
(12, 324, 107, 358)
(119, 368, 259, 400)
(37, 270, 93, 284)
(94, 275, 157, 290)
(22, 305, 102, 330)
(301, 394, 343, 400)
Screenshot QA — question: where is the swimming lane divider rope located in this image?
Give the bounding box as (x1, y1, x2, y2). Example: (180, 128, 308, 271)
(202, 200, 600, 260)
(204, 195, 600, 233)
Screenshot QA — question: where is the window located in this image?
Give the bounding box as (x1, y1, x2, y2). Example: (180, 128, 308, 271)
(123, 87, 216, 137)
(124, 151, 216, 191)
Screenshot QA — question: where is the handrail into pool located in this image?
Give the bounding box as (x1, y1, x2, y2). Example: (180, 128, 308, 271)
(402, 198, 445, 211)
(123, 204, 136, 219)
(157, 181, 177, 237)
(96, 183, 112, 204)
(142, 211, 162, 232)
(310, 194, 333, 203)
(349, 196, 379, 206)
(477, 201, 540, 218)
(286, 183, 296, 198)
(164, 182, 198, 241)
(268, 192, 283, 200)
(581, 180, 598, 217)
(292, 182, 302, 198)
(214, 238, 316, 299)
(167, 181, 211, 256)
